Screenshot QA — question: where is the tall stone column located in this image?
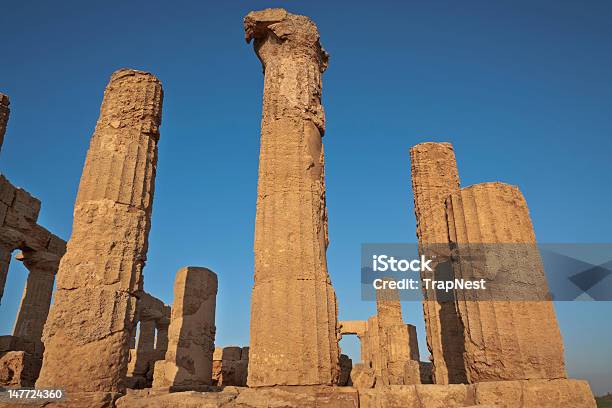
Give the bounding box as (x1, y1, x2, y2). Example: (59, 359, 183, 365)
(445, 182, 566, 382)
(12, 250, 59, 352)
(36, 69, 163, 393)
(244, 8, 340, 387)
(0, 93, 9, 153)
(409, 142, 466, 384)
(153, 267, 217, 390)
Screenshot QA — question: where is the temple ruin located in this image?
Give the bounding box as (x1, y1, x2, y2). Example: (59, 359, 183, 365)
(0, 7, 600, 408)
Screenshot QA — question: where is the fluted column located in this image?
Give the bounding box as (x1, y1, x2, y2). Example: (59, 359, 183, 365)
(36, 69, 163, 393)
(445, 182, 566, 382)
(244, 8, 339, 387)
(409, 142, 466, 384)
(12, 250, 59, 352)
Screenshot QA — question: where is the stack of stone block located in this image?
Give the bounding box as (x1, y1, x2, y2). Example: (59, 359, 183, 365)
(211, 346, 249, 387)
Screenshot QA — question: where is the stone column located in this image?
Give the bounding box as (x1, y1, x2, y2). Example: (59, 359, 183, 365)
(155, 319, 169, 354)
(0, 243, 13, 304)
(409, 142, 466, 384)
(36, 69, 163, 393)
(0, 93, 9, 153)
(153, 267, 217, 390)
(244, 8, 340, 387)
(445, 182, 566, 382)
(130, 319, 156, 377)
(12, 250, 59, 352)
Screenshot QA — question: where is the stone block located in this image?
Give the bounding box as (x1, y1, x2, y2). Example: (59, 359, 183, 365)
(0, 350, 42, 388)
(222, 346, 242, 361)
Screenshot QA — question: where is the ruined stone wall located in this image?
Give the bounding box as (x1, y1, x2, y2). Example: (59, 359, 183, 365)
(212, 346, 249, 387)
(245, 8, 340, 387)
(409, 142, 467, 384)
(445, 182, 566, 382)
(36, 69, 163, 393)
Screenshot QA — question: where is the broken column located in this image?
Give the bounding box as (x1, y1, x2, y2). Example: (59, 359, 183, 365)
(409, 142, 467, 384)
(0, 93, 9, 153)
(374, 281, 421, 385)
(445, 182, 567, 382)
(153, 267, 217, 390)
(36, 69, 163, 393)
(244, 8, 340, 386)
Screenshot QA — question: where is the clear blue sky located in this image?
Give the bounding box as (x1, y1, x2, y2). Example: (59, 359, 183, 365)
(1, 0, 611, 395)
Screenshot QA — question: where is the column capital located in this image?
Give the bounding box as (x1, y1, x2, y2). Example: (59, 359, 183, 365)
(16, 250, 62, 275)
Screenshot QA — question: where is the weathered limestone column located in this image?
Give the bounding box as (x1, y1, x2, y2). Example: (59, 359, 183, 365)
(244, 8, 340, 386)
(445, 182, 567, 382)
(409, 142, 466, 384)
(12, 250, 60, 352)
(0, 93, 9, 153)
(153, 267, 217, 390)
(36, 69, 163, 393)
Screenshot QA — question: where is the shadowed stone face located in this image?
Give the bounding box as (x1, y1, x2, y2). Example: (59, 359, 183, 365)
(36, 69, 163, 393)
(244, 8, 340, 387)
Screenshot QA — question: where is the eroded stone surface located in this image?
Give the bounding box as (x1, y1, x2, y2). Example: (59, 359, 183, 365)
(245, 8, 339, 387)
(445, 182, 566, 382)
(36, 69, 163, 393)
(0, 351, 40, 387)
(153, 267, 217, 390)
